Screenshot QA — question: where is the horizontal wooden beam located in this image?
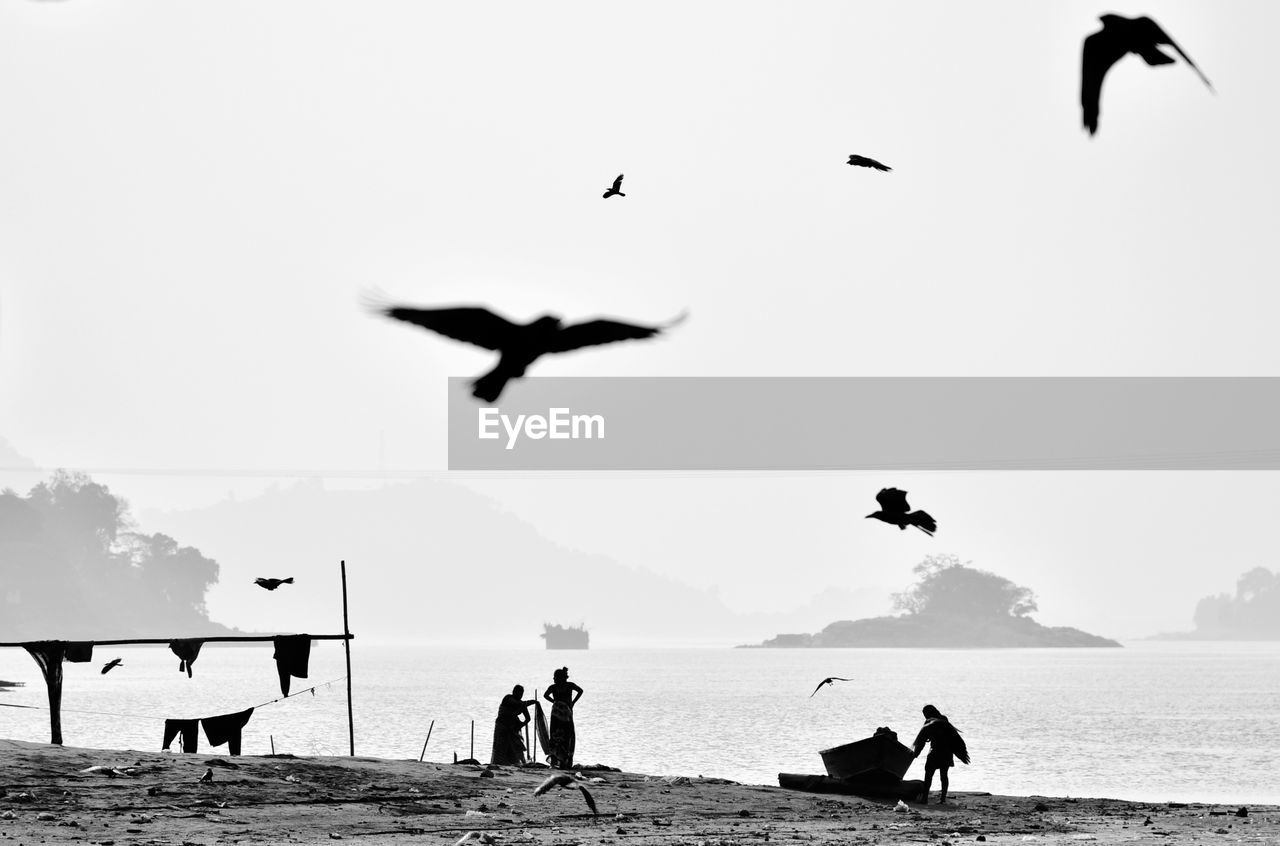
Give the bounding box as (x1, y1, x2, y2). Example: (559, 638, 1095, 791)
(0, 634, 353, 647)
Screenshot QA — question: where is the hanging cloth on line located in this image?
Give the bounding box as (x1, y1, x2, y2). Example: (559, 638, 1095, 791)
(201, 707, 254, 756)
(64, 642, 94, 662)
(162, 719, 200, 753)
(169, 639, 204, 678)
(272, 635, 311, 696)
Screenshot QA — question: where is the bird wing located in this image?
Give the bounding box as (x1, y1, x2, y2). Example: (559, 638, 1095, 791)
(1081, 26, 1131, 134)
(1145, 19, 1213, 91)
(809, 680, 826, 697)
(909, 510, 937, 535)
(848, 155, 891, 172)
(545, 311, 687, 354)
(579, 785, 598, 815)
(534, 773, 573, 796)
(377, 305, 520, 351)
(611, 174, 624, 191)
(875, 487, 910, 514)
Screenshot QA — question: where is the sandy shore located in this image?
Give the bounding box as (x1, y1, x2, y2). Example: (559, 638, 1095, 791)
(1, 739, 1274, 845)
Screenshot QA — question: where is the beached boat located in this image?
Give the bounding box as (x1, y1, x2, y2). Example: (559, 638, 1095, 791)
(541, 623, 589, 650)
(818, 729, 915, 783)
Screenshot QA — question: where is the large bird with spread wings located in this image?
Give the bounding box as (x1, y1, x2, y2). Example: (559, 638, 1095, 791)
(866, 488, 936, 536)
(1081, 14, 1213, 136)
(369, 297, 687, 402)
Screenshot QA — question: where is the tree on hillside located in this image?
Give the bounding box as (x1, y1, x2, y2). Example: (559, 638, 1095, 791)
(1192, 567, 1280, 638)
(891, 554, 1038, 618)
(1, 471, 229, 638)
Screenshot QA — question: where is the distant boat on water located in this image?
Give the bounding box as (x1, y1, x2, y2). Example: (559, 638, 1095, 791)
(542, 623, 589, 650)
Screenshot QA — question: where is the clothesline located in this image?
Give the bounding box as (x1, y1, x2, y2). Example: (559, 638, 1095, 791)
(0, 676, 347, 722)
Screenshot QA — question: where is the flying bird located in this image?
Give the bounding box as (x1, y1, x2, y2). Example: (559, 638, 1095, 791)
(534, 773, 599, 815)
(866, 488, 936, 536)
(100, 658, 123, 675)
(847, 155, 891, 172)
(602, 174, 625, 198)
(1081, 14, 1213, 136)
(254, 577, 294, 591)
(809, 676, 854, 697)
(369, 297, 687, 402)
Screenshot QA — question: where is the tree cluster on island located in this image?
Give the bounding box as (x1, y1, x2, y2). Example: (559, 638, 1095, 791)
(0, 471, 239, 640)
(1152, 566, 1280, 640)
(748, 554, 1121, 648)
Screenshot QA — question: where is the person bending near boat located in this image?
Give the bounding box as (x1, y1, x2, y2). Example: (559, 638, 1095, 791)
(491, 685, 538, 766)
(543, 667, 583, 769)
(911, 704, 969, 804)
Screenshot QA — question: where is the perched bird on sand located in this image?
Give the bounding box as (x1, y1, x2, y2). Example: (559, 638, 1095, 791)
(866, 488, 936, 536)
(454, 832, 496, 846)
(847, 154, 891, 172)
(602, 174, 625, 198)
(100, 658, 123, 675)
(809, 676, 854, 697)
(199, 768, 213, 783)
(254, 577, 294, 591)
(368, 296, 688, 402)
(534, 773, 599, 815)
(1081, 14, 1213, 136)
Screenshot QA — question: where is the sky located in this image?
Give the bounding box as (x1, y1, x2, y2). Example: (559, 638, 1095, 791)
(2, 1, 1279, 641)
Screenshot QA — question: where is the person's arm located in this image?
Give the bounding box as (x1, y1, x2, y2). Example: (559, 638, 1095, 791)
(543, 688, 554, 703)
(570, 683, 583, 706)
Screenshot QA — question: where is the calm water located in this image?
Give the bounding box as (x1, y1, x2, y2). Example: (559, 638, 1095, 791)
(1, 641, 1276, 804)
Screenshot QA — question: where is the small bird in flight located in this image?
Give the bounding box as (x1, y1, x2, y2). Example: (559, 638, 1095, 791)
(847, 155, 891, 172)
(534, 772, 598, 815)
(100, 658, 123, 675)
(254, 577, 294, 591)
(369, 297, 687, 402)
(602, 174, 625, 198)
(1081, 14, 1213, 136)
(866, 488, 936, 536)
(809, 676, 853, 697)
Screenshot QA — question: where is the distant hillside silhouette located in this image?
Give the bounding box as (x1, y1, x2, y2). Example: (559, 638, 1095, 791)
(141, 478, 880, 645)
(1, 471, 244, 640)
(1151, 567, 1280, 640)
(747, 554, 1121, 648)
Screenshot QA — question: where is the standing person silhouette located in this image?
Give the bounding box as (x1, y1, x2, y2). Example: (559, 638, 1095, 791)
(543, 667, 583, 769)
(490, 684, 538, 765)
(911, 704, 970, 804)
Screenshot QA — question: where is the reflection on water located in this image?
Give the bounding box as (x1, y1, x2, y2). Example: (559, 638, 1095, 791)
(1, 641, 1276, 803)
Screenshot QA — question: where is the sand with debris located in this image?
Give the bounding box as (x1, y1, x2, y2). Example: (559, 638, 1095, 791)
(0, 739, 1274, 845)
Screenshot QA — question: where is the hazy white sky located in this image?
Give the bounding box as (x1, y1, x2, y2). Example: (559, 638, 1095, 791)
(2, 2, 1278, 635)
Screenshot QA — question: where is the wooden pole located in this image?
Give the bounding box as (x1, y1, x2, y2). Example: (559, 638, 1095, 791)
(341, 560, 355, 757)
(270, 735, 276, 755)
(531, 689, 538, 764)
(419, 720, 435, 762)
(470, 720, 475, 761)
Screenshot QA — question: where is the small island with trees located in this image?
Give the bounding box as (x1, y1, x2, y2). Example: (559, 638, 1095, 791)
(746, 554, 1121, 648)
(1151, 566, 1280, 640)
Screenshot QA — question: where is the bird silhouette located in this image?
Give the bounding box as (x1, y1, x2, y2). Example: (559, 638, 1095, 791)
(602, 174, 625, 198)
(1081, 14, 1213, 136)
(199, 768, 213, 783)
(534, 773, 598, 815)
(809, 676, 854, 697)
(100, 658, 123, 675)
(369, 297, 687, 402)
(254, 577, 294, 591)
(866, 488, 936, 536)
(847, 155, 891, 172)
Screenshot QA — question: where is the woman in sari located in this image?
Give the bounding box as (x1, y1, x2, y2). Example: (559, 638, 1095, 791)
(490, 685, 537, 766)
(911, 704, 970, 804)
(543, 667, 583, 769)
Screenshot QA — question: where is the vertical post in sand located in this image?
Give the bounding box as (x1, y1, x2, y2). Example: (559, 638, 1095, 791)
(531, 689, 538, 764)
(470, 720, 475, 761)
(341, 559, 355, 757)
(419, 720, 435, 762)
(270, 735, 276, 755)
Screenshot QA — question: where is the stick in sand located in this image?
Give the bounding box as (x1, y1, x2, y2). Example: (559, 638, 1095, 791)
(270, 735, 275, 755)
(419, 719, 435, 762)
(470, 719, 475, 761)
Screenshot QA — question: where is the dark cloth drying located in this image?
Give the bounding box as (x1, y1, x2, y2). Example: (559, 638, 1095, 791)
(169, 639, 204, 678)
(64, 642, 94, 662)
(272, 635, 311, 696)
(201, 707, 254, 756)
(162, 719, 200, 753)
